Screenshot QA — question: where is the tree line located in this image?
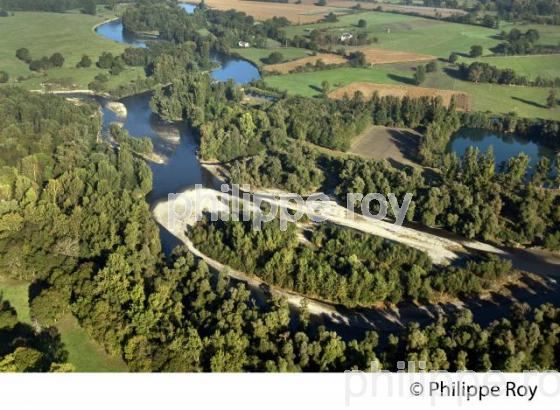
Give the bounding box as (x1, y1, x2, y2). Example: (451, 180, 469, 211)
(458, 61, 560, 87)
(189, 216, 517, 307)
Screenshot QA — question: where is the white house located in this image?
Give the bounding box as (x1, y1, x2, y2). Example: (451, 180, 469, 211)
(238, 41, 250, 48)
(340, 32, 353, 42)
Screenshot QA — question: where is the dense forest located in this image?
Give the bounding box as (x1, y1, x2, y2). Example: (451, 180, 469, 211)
(190, 217, 516, 306)
(150, 69, 560, 250)
(1, 0, 560, 374)
(1, 64, 559, 373)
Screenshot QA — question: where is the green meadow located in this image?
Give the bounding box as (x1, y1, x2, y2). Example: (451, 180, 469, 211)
(0, 10, 144, 90)
(264, 64, 560, 120)
(235, 47, 311, 66)
(0, 279, 127, 372)
(283, 10, 501, 57)
(458, 54, 560, 80)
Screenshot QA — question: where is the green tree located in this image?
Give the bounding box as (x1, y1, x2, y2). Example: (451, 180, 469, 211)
(30, 288, 67, 326)
(470, 45, 483, 57)
(81, 0, 97, 15)
(426, 61, 438, 73)
(76, 55, 92, 68)
(265, 51, 284, 64)
(49, 52, 65, 68)
(321, 80, 330, 95)
(547, 89, 557, 108)
(414, 65, 426, 85)
(15, 47, 31, 63)
(0, 71, 8, 83)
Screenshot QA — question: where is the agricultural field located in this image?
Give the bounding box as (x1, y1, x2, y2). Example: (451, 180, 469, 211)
(329, 82, 469, 109)
(0, 279, 126, 372)
(298, 0, 466, 17)
(180, 0, 352, 23)
(345, 46, 435, 64)
(458, 54, 560, 81)
(0, 10, 145, 91)
(263, 53, 348, 73)
(234, 47, 311, 66)
(326, 0, 469, 18)
(264, 65, 410, 96)
(348, 126, 423, 168)
(265, 64, 560, 119)
(423, 66, 560, 119)
(283, 10, 501, 58)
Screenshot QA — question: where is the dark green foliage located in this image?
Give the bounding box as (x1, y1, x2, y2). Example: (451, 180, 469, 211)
(109, 123, 154, 155)
(81, 0, 96, 15)
(229, 143, 324, 194)
(0, 71, 8, 83)
(392, 304, 560, 371)
(49, 52, 64, 68)
(414, 65, 426, 85)
(348, 51, 367, 67)
(0, 295, 70, 372)
(264, 51, 284, 64)
(190, 216, 516, 306)
(15, 47, 31, 63)
(76, 55, 92, 68)
(425, 61, 437, 73)
(469, 44, 483, 57)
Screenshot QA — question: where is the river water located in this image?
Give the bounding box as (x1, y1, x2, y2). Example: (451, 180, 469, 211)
(92, 14, 559, 336)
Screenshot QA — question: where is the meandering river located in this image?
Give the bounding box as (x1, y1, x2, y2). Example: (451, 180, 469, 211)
(91, 15, 559, 337)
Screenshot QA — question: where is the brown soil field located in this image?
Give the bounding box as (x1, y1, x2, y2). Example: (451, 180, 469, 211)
(346, 46, 436, 64)
(181, 0, 345, 23)
(301, 0, 467, 18)
(263, 53, 348, 73)
(329, 82, 470, 110)
(348, 125, 422, 167)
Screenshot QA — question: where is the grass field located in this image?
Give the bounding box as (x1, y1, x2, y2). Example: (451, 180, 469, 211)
(0, 279, 31, 323)
(265, 65, 560, 119)
(423, 67, 560, 119)
(458, 54, 560, 80)
(265, 66, 410, 96)
(0, 10, 144, 90)
(283, 10, 501, 58)
(0, 279, 127, 372)
(235, 47, 311, 66)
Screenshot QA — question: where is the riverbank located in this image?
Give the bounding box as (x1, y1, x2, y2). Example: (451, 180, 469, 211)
(153, 186, 560, 335)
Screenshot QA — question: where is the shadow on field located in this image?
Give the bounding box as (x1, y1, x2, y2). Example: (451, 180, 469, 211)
(512, 96, 547, 109)
(387, 128, 420, 161)
(387, 73, 415, 85)
(443, 66, 464, 80)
